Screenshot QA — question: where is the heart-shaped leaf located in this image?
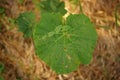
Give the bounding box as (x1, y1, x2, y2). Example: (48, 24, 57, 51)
(33, 13, 97, 74)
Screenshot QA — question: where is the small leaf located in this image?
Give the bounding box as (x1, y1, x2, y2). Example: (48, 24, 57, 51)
(16, 12, 36, 38)
(39, 0, 67, 15)
(33, 13, 97, 74)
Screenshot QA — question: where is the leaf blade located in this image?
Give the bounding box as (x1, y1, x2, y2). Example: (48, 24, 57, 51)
(33, 13, 98, 74)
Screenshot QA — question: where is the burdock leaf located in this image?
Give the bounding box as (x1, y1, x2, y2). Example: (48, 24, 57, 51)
(33, 13, 97, 74)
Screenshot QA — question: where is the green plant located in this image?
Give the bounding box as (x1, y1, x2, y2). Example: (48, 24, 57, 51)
(15, 0, 98, 74)
(33, 13, 97, 74)
(16, 12, 36, 38)
(39, 0, 67, 15)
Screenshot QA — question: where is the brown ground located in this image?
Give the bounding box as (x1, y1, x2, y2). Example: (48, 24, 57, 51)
(0, 0, 120, 80)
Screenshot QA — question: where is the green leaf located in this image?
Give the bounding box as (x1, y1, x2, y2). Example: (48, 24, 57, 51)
(39, 0, 67, 15)
(16, 12, 36, 38)
(33, 13, 97, 74)
(0, 62, 4, 73)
